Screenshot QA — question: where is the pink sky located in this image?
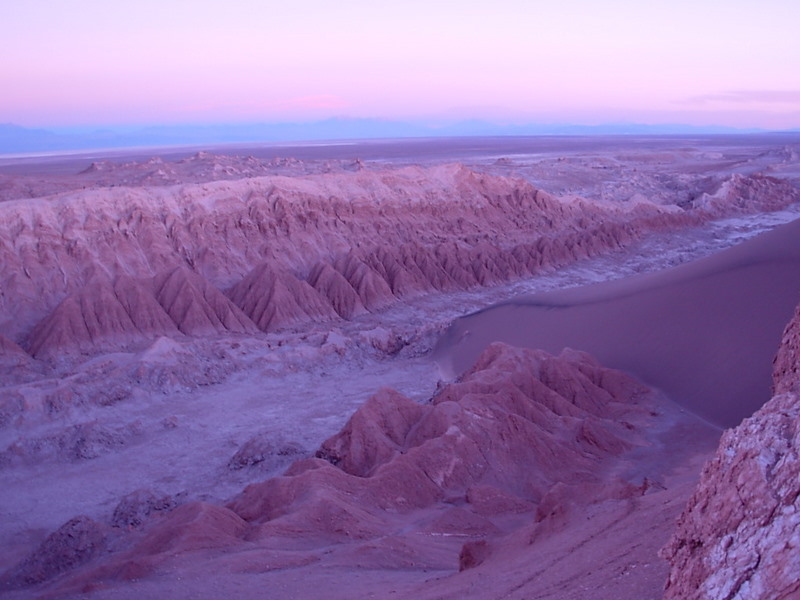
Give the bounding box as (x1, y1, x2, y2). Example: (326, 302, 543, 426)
(2, 0, 799, 129)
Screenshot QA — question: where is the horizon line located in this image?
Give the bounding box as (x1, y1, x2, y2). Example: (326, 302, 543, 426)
(2, 119, 799, 159)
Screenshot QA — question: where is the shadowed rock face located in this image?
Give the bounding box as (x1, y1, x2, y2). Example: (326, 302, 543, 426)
(26, 276, 180, 359)
(0, 334, 41, 383)
(153, 266, 258, 336)
(307, 262, 368, 318)
(227, 263, 338, 332)
(2, 516, 108, 588)
(773, 302, 800, 396)
(661, 301, 800, 600)
(692, 173, 800, 214)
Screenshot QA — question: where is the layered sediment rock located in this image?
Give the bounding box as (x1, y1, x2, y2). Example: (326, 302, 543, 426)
(26, 269, 261, 359)
(227, 263, 338, 332)
(692, 173, 800, 215)
(661, 301, 800, 600)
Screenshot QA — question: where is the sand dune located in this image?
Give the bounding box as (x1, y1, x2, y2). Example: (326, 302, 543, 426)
(435, 218, 800, 426)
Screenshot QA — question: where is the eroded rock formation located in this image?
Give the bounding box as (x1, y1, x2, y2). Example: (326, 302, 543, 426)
(4, 161, 797, 362)
(228, 343, 651, 534)
(2, 164, 704, 357)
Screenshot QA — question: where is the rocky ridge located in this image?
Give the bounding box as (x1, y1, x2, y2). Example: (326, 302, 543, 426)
(1, 163, 700, 359)
(3, 162, 798, 362)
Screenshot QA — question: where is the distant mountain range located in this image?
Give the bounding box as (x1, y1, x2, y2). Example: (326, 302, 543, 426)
(0, 119, 786, 155)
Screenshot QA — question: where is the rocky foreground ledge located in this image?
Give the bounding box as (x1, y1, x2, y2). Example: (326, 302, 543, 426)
(661, 301, 800, 600)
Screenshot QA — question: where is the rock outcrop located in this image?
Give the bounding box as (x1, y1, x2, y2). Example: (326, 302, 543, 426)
(228, 343, 651, 537)
(26, 276, 179, 359)
(772, 302, 800, 395)
(227, 263, 338, 332)
(2, 516, 108, 588)
(6, 162, 796, 360)
(26, 269, 261, 359)
(661, 301, 800, 600)
(307, 262, 368, 319)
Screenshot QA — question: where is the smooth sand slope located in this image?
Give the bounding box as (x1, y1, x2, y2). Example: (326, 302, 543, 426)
(436, 217, 800, 427)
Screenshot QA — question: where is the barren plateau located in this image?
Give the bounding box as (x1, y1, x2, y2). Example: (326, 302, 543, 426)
(1, 135, 800, 599)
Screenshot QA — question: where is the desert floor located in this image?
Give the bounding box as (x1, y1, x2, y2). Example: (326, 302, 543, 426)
(1, 134, 799, 598)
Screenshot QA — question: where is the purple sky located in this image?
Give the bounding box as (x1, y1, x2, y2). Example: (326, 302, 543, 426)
(3, 0, 799, 129)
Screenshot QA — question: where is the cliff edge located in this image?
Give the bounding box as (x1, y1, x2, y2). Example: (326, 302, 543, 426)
(661, 302, 800, 599)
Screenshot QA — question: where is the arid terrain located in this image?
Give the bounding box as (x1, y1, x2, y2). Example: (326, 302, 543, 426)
(1, 135, 800, 599)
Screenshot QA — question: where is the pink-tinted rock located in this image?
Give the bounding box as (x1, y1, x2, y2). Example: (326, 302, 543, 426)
(227, 263, 338, 332)
(773, 301, 800, 395)
(130, 502, 247, 556)
(316, 388, 425, 477)
(434, 242, 480, 289)
(693, 173, 800, 215)
(333, 253, 395, 311)
(364, 246, 432, 297)
(307, 262, 367, 319)
(401, 242, 460, 291)
(26, 276, 178, 358)
(153, 266, 258, 335)
(1, 163, 716, 354)
(228, 343, 650, 542)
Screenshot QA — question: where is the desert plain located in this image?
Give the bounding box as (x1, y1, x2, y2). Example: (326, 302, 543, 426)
(1, 134, 800, 599)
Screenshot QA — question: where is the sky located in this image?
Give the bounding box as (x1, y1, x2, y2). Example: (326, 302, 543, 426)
(2, 0, 800, 130)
